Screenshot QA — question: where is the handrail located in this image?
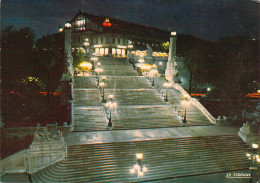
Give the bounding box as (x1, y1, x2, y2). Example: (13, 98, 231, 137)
(0, 149, 27, 176)
(173, 83, 216, 124)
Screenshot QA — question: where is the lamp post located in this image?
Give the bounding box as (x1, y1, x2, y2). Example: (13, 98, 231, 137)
(183, 109, 187, 123)
(130, 152, 148, 180)
(91, 57, 98, 75)
(163, 82, 171, 102)
(247, 143, 259, 183)
(105, 99, 117, 128)
(100, 76, 107, 103)
(181, 99, 190, 124)
(84, 38, 90, 56)
(150, 68, 158, 87)
(99, 81, 106, 103)
(95, 67, 103, 87)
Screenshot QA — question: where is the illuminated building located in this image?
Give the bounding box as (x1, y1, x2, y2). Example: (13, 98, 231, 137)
(66, 10, 169, 57)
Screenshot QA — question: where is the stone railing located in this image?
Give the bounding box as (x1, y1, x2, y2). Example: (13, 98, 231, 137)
(173, 83, 216, 124)
(1, 128, 67, 176)
(0, 150, 27, 176)
(190, 98, 216, 124)
(1, 125, 72, 137)
(238, 121, 260, 145)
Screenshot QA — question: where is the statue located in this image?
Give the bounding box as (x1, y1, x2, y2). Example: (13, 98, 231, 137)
(146, 44, 153, 58)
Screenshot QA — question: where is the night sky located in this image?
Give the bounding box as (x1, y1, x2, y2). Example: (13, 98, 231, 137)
(2, 0, 259, 41)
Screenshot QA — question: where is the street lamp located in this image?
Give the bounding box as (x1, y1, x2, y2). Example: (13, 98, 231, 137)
(247, 143, 260, 183)
(99, 76, 107, 103)
(163, 82, 171, 102)
(99, 81, 106, 103)
(150, 68, 158, 86)
(95, 67, 103, 86)
(183, 109, 187, 123)
(105, 100, 117, 128)
(130, 152, 148, 178)
(181, 98, 191, 123)
(90, 57, 98, 74)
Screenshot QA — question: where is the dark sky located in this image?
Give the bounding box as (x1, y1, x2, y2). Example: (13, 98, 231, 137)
(1, 0, 259, 41)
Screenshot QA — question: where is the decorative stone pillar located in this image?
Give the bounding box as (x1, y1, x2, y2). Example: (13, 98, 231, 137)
(238, 121, 260, 146)
(24, 129, 67, 174)
(165, 31, 179, 82)
(61, 21, 73, 82)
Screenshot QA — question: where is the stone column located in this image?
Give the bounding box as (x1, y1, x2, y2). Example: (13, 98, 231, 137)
(165, 31, 177, 82)
(61, 21, 73, 81)
(60, 22, 73, 120)
(165, 32, 181, 83)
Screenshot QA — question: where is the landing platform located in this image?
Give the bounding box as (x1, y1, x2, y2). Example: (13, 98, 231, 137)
(66, 126, 239, 146)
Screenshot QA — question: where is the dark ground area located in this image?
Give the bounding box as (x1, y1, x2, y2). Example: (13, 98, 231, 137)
(1, 93, 69, 159)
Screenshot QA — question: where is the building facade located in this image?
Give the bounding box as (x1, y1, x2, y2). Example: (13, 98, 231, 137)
(63, 11, 170, 57)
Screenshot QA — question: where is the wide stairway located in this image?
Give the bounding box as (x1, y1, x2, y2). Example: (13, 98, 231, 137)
(32, 135, 250, 183)
(31, 57, 251, 182)
(72, 57, 212, 131)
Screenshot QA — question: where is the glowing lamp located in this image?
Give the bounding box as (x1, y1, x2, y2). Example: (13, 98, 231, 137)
(130, 168, 135, 174)
(91, 57, 98, 62)
(109, 95, 114, 99)
(139, 171, 144, 176)
(128, 44, 133, 49)
(136, 153, 143, 159)
(99, 82, 105, 87)
(65, 22, 71, 28)
(58, 26, 63, 32)
(252, 143, 259, 149)
(142, 166, 148, 172)
(171, 31, 177, 36)
(133, 164, 140, 170)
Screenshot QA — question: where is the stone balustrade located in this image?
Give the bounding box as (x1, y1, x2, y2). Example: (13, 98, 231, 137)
(1, 128, 67, 176)
(173, 83, 216, 124)
(0, 150, 27, 176)
(1, 125, 72, 137)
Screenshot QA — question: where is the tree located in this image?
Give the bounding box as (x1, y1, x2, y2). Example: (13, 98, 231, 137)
(72, 48, 85, 68)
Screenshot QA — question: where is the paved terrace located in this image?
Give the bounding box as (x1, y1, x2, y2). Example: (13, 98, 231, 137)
(72, 57, 212, 131)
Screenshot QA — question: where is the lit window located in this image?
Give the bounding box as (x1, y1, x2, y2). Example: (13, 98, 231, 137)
(73, 15, 86, 31)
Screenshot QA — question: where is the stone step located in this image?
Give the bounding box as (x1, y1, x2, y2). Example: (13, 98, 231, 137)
(32, 135, 250, 183)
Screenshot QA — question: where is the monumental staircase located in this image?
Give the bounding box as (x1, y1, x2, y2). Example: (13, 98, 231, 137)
(72, 57, 211, 132)
(1, 57, 256, 182)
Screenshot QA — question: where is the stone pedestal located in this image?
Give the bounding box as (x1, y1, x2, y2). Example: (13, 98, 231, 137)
(145, 44, 154, 64)
(238, 121, 260, 146)
(24, 129, 67, 174)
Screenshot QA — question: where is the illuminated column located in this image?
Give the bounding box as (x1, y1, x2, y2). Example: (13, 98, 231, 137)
(61, 21, 74, 81)
(165, 31, 178, 82)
